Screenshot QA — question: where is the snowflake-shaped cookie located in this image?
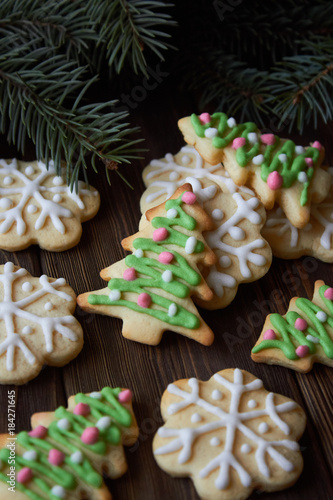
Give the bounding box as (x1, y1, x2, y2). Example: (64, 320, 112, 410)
(0, 262, 83, 384)
(0, 158, 100, 251)
(153, 368, 306, 500)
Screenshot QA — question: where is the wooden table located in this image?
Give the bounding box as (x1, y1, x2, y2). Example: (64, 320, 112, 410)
(1, 81, 332, 500)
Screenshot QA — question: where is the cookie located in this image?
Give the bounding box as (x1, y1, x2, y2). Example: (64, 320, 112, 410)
(178, 112, 330, 228)
(0, 387, 138, 499)
(153, 368, 306, 500)
(252, 280, 333, 372)
(77, 184, 216, 346)
(0, 262, 83, 385)
(0, 158, 100, 251)
(262, 170, 333, 262)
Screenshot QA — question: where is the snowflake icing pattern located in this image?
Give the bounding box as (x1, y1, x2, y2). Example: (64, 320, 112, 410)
(154, 369, 305, 499)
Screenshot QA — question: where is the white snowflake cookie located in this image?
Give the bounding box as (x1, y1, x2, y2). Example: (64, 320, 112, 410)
(0, 262, 83, 384)
(0, 158, 100, 251)
(153, 368, 306, 500)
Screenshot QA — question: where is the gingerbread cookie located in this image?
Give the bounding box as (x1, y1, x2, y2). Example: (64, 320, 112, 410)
(0, 387, 138, 499)
(0, 158, 100, 251)
(153, 368, 306, 500)
(77, 185, 216, 346)
(252, 280, 333, 372)
(178, 112, 330, 228)
(0, 262, 83, 385)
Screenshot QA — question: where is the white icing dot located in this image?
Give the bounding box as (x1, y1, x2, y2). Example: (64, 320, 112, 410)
(22, 281, 33, 292)
(212, 389, 222, 401)
(53, 176, 64, 186)
(316, 311, 327, 322)
(22, 326, 33, 335)
(295, 145, 305, 155)
(51, 485, 66, 498)
(109, 290, 121, 301)
(181, 155, 191, 165)
(247, 399, 257, 409)
(241, 444, 251, 454)
(210, 437, 220, 447)
(248, 132, 258, 144)
(96, 416, 111, 430)
(258, 422, 269, 434)
(3, 176, 14, 185)
(70, 450, 83, 464)
(44, 301, 53, 311)
(57, 278, 66, 286)
(252, 154, 264, 165)
(134, 249, 143, 258)
(306, 334, 319, 344)
(191, 413, 202, 423)
(53, 194, 62, 203)
(57, 418, 71, 431)
(23, 450, 37, 461)
(205, 127, 218, 139)
(89, 391, 102, 399)
(278, 153, 287, 163)
(229, 226, 245, 240)
(169, 172, 179, 181)
(298, 171, 308, 183)
(185, 236, 197, 254)
(0, 197, 13, 209)
(219, 255, 231, 268)
(211, 208, 223, 220)
(227, 117, 236, 128)
(27, 204, 38, 214)
(167, 208, 178, 219)
(162, 270, 173, 283)
(168, 303, 177, 317)
(25, 166, 34, 176)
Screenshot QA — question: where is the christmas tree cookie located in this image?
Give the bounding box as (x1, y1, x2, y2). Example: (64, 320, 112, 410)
(77, 185, 216, 346)
(178, 112, 330, 229)
(153, 368, 306, 500)
(0, 387, 138, 499)
(0, 158, 100, 251)
(252, 280, 333, 372)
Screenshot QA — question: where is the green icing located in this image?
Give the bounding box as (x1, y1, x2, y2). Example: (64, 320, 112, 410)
(191, 112, 321, 206)
(88, 193, 204, 330)
(0, 387, 132, 499)
(252, 285, 333, 360)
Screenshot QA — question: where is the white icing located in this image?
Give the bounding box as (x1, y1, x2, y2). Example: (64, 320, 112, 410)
(181, 155, 191, 165)
(25, 166, 34, 176)
(211, 208, 223, 220)
(3, 176, 14, 185)
(134, 249, 144, 258)
(278, 154, 287, 163)
(185, 236, 197, 254)
(57, 418, 71, 431)
(0, 262, 77, 371)
(96, 416, 111, 430)
(191, 413, 202, 423)
(23, 450, 37, 461)
(264, 208, 299, 248)
(162, 270, 173, 283)
(51, 485, 66, 498)
(247, 399, 257, 409)
(210, 437, 221, 446)
(219, 256, 231, 268)
(241, 444, 251, 454)
(168, 303, 177, 317)
(316, 311, 327, 322)
(44, 301, 53, 311)
(109, 290, 121, 301)
(0, 197, 13, 209)
(295, 146, 305, 154)
(167, 208, 178, 219)
(205, 127, 218, 139)
(228, 226, 245, 241)
(22, 281, 33, 292)
(22, 326, 32, 335)
(227, 117, 236, 128)
(52, 176, 64, 186)
(298, 172, 308, 183)
(258, 422, 269, 434)
(27, 204, 38, 214)
(90, 391, 102, 399)
(248, 133, 258, 144)
(155, 369, 299, 490)
(53, 194, 62, 203)
(252, 154, 264, 165)
(212, 389, 222, 401)
(306, 334, 319, 344)
(70, 450, 83, 464)
(169, 172, 179, 181)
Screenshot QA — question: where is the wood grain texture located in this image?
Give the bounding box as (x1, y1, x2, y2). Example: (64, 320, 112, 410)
(0, 80, 332, 500)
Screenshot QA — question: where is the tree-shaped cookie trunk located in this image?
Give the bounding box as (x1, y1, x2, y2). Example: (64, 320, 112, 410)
(178, 112, 330, 229)
(77, 185, 216, 346)
(0, 387, 138, 500)
(252, 280, 333, 372)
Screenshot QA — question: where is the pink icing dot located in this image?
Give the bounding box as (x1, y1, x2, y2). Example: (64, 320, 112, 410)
(182, 191, 197, 205)
(261, 133, 275, 145)
(305, 157, 313, 167)
(312, 141, 322, 150)
(48, 449, 65, 466)
(324, 287, 333, 300)
(118, 389, 132, 404)
(295, 345, 310, 358)
(232, 137, 246, 149)
(81, 427, 99, 445)
(263, 329, 276, 340)
(158, 251, 173, 264)
(153, 227, 169, 242)
(199, 112, 211, 124)
(267, 171, 283, 190)
(74, 402, 90, 416)
(137, 292, 151, 308)
(123, 267, 136, 281)
(17, 467, 33, 484)
(294, 318, 307, 331)
(28, 425, 47, 439)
